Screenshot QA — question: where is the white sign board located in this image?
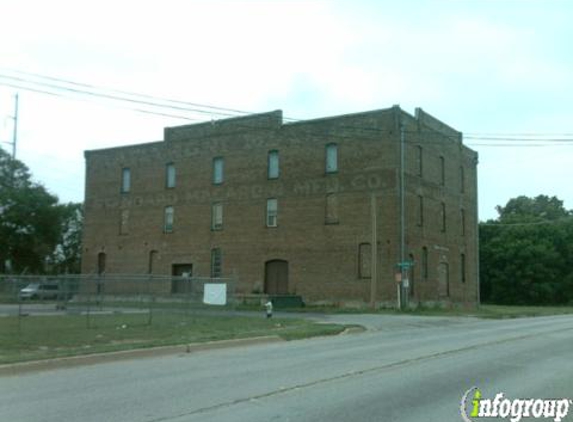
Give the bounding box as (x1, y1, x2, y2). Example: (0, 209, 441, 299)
(203, 283, 227, 306)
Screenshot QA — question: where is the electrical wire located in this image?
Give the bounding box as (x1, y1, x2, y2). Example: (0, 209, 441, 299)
(1, 69, 572, 148)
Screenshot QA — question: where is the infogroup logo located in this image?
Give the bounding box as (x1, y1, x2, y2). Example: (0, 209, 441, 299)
(460, 387, 572, 422)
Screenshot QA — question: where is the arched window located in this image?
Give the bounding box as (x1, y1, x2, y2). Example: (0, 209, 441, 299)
(325, 143, 338, 173)
(422, 247, 428, 281)
(267, 150, 279, 179)
(148, 250, 158, 274)
(358, 243, 371, 278)
(97, 252, 106, 275)
(325, 193, 339, 224)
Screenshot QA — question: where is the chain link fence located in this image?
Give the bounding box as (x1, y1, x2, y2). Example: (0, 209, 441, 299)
(0, 274, 239, 326)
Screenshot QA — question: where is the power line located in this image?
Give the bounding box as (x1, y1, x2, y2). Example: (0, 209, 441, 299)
(0, 68, 253, 117)
(0, 81, 200, 122)
(1, 69, 572, 148)
(0, 74, 239, 119)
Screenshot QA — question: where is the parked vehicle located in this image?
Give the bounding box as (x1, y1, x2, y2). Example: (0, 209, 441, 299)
(18, 283, 61, 300)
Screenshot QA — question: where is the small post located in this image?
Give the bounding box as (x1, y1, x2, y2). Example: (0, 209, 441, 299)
(370, 194, 378, 309)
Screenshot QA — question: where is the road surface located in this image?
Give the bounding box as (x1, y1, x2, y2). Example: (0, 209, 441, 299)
(1, 314, 572, 422)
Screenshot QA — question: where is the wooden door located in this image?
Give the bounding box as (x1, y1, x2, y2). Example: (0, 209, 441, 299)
(265, 260, 289, 295)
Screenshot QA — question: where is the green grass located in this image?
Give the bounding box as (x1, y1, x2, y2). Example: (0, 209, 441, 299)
(0, 312, 346, 365)
(472, 304, 573, 319)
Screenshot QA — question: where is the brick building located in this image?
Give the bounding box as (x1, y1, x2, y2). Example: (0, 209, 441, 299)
(82, 106, 479, 307)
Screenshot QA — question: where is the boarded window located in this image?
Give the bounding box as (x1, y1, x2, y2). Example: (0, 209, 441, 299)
(121, 167, 131, 193)
(417, 145, 423, 177)
(164, 206, 174, 233)
(461, 208, 466, 236)
(417, 195, 424, 227)
(268, 150, 279, 179)
(440, 156, 445, 186)
(211, 248, 222, 278)
(422, 246, 428, 280)
(166, 163, 176, 188)
(212, 202, 223, 230)
(325, 193, 339, 224)
(148, 250, 158, 274)
(119, 209, 129, 235)
(266, 198, 278, 227)
(213, 157, 224, 184)
(460, 165, 465, 193)
(409, 253, 415, 296)
(97, 252, 106, 275)
(325, 143, 338, 173)
(461, 253, 466, 283)
(441, 202, 447, 232)
(359, 243, 371, 278)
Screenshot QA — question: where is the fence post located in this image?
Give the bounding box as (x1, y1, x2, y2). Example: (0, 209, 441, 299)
(86, 276, 92, 329)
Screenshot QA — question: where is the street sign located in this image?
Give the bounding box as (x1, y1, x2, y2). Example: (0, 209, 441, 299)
(397, 261, 414, 269)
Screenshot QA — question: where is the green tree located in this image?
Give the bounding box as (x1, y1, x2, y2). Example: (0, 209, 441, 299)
(480, 195, 573, 305)
(46, 202, 83, 274)
(496, 195, 570, 223)
(0, 148, 63, 273)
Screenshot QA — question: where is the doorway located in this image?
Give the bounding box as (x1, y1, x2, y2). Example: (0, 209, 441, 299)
(264, 260, 289, 295)
(438, 262, 450, 298)
(172, 264, 193, 294)
(97, 252, 106, 275)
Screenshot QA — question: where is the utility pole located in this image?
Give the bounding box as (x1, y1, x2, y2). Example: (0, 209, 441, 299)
(370, 194, 378, 309)
(12, 93, 18, 159)
(398, 113, 408, 310)
(2, 93, 19, 158)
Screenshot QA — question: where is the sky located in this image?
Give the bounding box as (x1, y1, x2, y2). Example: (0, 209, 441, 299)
(0, 0, 571, 221)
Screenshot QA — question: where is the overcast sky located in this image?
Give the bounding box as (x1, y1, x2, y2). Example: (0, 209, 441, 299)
(0, 0, 571, 220)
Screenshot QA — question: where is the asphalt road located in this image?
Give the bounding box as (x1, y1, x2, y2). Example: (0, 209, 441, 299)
(1, 314, 573, 422)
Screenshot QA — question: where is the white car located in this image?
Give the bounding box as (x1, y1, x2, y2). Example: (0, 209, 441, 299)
(18, 283, 60, 300)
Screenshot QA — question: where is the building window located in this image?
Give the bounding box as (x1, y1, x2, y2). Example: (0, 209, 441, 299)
(417, 145, 423, 177)
(97, 252, 106, 275)
(211, 248, 222, 278)
(266, 198, 278, 227)
(440, 156, 445, 186)
(211, 202, 223, 230)
(461, 253, 466, 283)
(213, 157, 224, 185)
(121, 167, 131, 193)
(325, 193, 339, 224)
(148, 250, 158, 274)
(422, 246, 428, 281)
(461, 208, 466, 236)
(417, 195, 424, 227)
(441, 202, 447, 232)
(119, 209, 129, 235)
(166, 163, 176, 188)
(460, 166, 465, 193)
(325, 143, 338, 173)
(267, 150, 279, 179)
(164, 206, 174, 233)
(359, 243, 372, 278)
